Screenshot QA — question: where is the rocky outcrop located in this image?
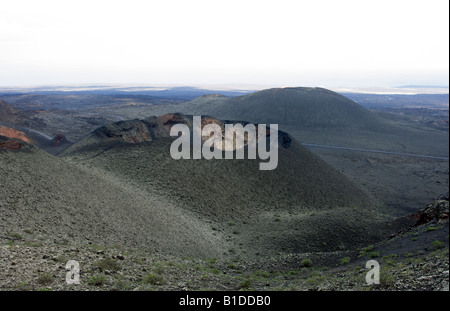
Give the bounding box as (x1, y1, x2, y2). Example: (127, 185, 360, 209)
(62, 113, 293, 157)
(143, 113, 192, 138)
(0, 136, 25, 151)
(50, 134, 70, 147)
(414, 193, 449, 226)
(0, 126, 31, 143)
(93, 119, 153, 143)
(0, 125, 33, 151)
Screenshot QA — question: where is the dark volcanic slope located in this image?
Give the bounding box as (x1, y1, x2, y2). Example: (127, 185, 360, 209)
(0, 135, 226, 258)
(60, 115, 405, 256)
(175, 87, 385, 129)
(0, 99, 74, 155)
(0, 99, 19, 123)
(0, 99, 46, 128)
(163, 87, 448, 156)
(61, 114, 374, 217)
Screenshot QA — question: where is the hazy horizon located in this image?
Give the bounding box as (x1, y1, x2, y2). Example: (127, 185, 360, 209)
(0, 83, 448, 96)
(1, 0, 449, 87)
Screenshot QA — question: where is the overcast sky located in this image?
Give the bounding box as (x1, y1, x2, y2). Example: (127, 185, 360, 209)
(1, 0, 448, 87)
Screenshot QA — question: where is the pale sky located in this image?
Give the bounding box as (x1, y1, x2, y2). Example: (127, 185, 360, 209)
(0, 0, 448, 87)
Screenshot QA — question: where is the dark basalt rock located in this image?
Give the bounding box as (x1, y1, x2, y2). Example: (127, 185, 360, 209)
(414, 193, 449, 226)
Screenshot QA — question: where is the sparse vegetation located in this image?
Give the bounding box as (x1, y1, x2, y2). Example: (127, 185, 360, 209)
(210, 268, 220, 275)
(15, 282, 32, 291)
(301, 259, 313, 267)
(142, 273, 167, 286)
(94, 258, 121, 272)
(432, 240, 445, 249)
(339, 257, 351, 265)
(153, 262, 165, 274)
(364, 245, 374, 252)
(238, 278, 252, 290)
(369, 251, 380, 258)
(9, 233, 23, 240)
(253, 270, 271, 278)
(206, 258, 217, 265)
(87, 275, 107, 286)
(23, 241, 42, 247)
(380, 267, 395, 287)
(37, 273, 54, 286)
(359, 245, 377, 258)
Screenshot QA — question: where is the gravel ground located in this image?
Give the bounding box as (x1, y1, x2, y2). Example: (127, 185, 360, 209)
(0, 237, 447, 291)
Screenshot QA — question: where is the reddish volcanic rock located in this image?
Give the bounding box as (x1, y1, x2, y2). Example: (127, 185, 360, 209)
(156, 113, 191, 135)
(414, 193, 449, 226)
(50, 134, 70, 147)
(0, 136, 25, 150)
(0, 126, 31, 143)
(157, 113, 191, 127)
(61, 113, 294, 158)
(200, 116, 223, 128)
